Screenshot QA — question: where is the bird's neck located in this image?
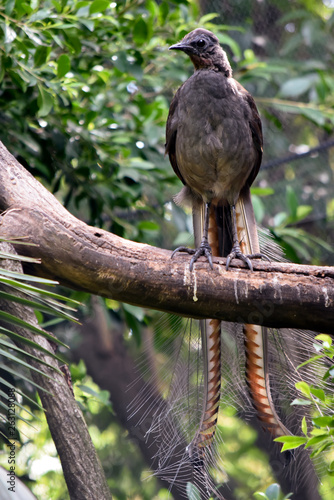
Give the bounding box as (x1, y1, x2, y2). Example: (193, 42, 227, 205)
(190, 50, 232, 77)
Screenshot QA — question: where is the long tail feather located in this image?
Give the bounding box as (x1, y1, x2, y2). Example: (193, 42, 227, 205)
(236, 190, 292, 439)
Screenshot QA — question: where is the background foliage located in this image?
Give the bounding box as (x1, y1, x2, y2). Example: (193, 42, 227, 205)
(0, 0, 334, 499)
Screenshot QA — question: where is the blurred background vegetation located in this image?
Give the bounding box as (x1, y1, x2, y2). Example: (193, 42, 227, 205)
(0, 0, 334, 499)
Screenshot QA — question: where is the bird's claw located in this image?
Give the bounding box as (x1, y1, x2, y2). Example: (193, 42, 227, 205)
(171, 243, 213, 271)
(226, 249, 270, 271)
(171, 246, 195, 258)
(189, 243, 213, 271)
(226, 250, 253, 271)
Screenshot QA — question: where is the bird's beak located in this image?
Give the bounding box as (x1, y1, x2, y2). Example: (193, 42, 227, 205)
(169, 42, 193, 53)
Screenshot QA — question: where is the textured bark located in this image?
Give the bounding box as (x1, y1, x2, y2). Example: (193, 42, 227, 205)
(0, 244, 112, 500)
(0, 140, 333, 334)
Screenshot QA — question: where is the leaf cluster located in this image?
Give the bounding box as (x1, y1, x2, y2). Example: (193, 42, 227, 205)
(0, 242, 78, 439)
(275, 335, 334, 479)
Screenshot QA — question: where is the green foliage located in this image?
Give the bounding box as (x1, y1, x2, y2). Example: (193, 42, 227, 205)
(71, 359, 113, 414)
(187, 482, 201, 500)
(254, 483, 292, 500)
(275, 335, 334, 470)
(0, 244, 79, 438)
(268, 186, 333, 262)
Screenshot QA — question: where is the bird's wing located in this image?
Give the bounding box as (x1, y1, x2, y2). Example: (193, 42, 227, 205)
(236, 81, 263, 188)
(165, 87, 187, 186)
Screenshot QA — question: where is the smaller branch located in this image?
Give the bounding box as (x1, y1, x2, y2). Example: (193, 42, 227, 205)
(0, 243, 112, 500)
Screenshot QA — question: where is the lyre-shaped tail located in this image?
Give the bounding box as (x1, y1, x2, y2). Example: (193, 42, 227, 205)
(236, 189, 291, 439)
(189, 189, 291, 467)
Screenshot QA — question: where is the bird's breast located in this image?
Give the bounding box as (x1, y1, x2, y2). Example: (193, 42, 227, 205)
(175, 72, 256, 204)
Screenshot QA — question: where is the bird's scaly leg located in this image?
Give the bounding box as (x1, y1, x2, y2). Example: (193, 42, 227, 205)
(171, 202, 213, 271)
(226, 204, 269, 271)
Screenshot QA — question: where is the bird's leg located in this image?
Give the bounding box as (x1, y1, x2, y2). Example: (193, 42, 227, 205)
(226, 204, 269, 271)
(171, 202, 213, 271)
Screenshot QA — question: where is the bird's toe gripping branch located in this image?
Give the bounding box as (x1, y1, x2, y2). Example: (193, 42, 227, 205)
(171, 240, 213, 272)
(226, 245, 270, 271)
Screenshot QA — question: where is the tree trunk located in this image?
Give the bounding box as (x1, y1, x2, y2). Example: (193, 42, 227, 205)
(0, 243, 112, 500)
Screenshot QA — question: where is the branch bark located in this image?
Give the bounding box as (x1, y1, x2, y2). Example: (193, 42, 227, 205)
(0, 243, 112, 500)
(0, 140, 333, 333)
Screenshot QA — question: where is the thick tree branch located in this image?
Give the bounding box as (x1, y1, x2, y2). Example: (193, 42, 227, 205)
(0, 243, 112, 500)
(0, 140, 333, 333)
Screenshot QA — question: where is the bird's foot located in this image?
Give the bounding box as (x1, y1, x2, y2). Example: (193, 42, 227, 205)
(226, 248, 270, 271)
(171, 242, 213, 271)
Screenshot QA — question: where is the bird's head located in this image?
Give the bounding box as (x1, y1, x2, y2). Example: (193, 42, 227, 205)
(169, 28, 232, 76)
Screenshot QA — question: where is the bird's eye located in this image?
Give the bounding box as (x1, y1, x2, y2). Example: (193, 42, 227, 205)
(196, 39, 206, 48)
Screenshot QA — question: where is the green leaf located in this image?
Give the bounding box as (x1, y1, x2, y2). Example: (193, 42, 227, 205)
(0, 377, 44, 410)
(57, 54, 71, 79)
(274, 435, 307, 451)
(133, 18, 149, 46)
(0, 339, 60, 373)
(216, 32, 241, 58)
(0, 266, 77, 296)
(70, 360, 87, 382)
(5, 0, 16, 15)
(286, 185, 298, 219)
(29, 8, 52, 22)
(0, 325, 64, 363)
(198, 13, 219, 24)
(295, 205, 313, 221)
(280, 75, 317, 98)
(4, 24, 17, 44)
(305, 434, 329, 449)
(301, 107, 326, 126)
(24, 27, 44, 46)
(251, 195, 265, 223)
(273, 211, 288, 227)
(251, 187, 275, 196)
(297, 354, 324, 369)
(312, 416, 334, 428)
(0, 291, 77, 321)
(0, 252, 40, 263)
(159, 2, 169, 24)
(253, 493, 269, 499)
(291, 398, 311, 405)
(265, 483, 280, 500)
(310, 440, 333, 458)
(37, 85, 54, 117)
(310, 387, 325, 402)
(34, 45, 51, 67)
(0, 310, 68, 348)
(0, 347, 58, 379)
(186, 482, 201, 500)
(301, 416, 308, 436)
(137, 221, 160, 232)
(295, 381, 311, 397)
(1, 364, 51, 394)
(123, 303, 145, 322)
(89, 0, 110, 14)
(315, 334, 332, 347)
(112, 51, 130, 73)
(77, 385, 111, 406)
